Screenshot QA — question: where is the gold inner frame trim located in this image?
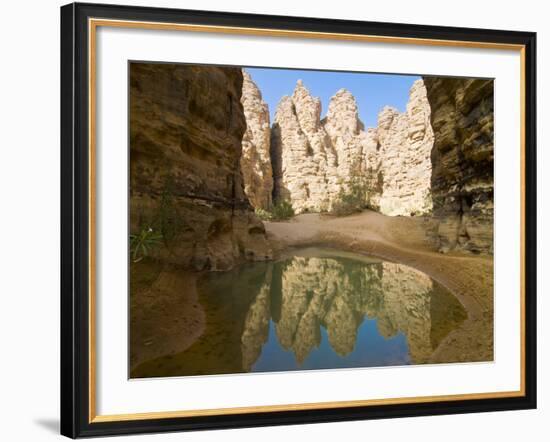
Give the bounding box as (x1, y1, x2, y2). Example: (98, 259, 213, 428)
(88, 17, 527, 424)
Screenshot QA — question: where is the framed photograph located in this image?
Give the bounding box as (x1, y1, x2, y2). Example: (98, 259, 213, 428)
(60, 2, 537, 438)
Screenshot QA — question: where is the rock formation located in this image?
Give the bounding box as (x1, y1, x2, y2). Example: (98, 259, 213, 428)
(271, 80, 337, 213)
(271, 81, 367, 213)
(240, 71, 273, 210)
(269, 79, 434, 216)
(129, 63, 272, 271)
(368, 80, 434, 216)
(129, 63, 493, 265)
(423, 77, 494, 253)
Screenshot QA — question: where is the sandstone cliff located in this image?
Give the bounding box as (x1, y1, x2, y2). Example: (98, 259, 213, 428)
(369, 80, 434, 216)
(129, 63, 271, 271)
(240, 71, 273, 210)
(271, 80, 336, 213)
(271, 81, 368, 213)
(270, 79, 433, 216)
(423, 77, 494, 253)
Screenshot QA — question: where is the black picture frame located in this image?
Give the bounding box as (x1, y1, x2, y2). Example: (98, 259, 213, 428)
(60, 2, 537, 438)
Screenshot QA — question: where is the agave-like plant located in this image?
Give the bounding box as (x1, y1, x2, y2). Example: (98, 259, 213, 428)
(129, 226, 163, 262)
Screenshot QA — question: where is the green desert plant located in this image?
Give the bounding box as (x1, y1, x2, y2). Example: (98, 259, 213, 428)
(255, 207, 273, 221)
(331, 184, 367, 216)
(331, 176, 368, 217)
(270, 200, 295, 221)
(130, 226, 163, 262)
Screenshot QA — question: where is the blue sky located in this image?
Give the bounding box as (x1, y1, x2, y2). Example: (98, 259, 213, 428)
(246, 67, 420, 129)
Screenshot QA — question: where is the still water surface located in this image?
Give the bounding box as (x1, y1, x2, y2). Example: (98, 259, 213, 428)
(132, 248, 466, 378)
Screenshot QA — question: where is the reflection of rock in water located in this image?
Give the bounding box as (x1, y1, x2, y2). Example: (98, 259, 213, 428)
(241, 256, 466, 367)
(132, 251, 468, 378)
(276, 257, 363, 360)
(241, 267, 272, 371)
(373, 263, 433, 363)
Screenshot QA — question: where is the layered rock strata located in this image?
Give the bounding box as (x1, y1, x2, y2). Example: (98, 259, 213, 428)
(240, 71, 273, 210)
(423, 77, 494, 253)
(129, 63, 272, 271)
(270, 79, 434, 216)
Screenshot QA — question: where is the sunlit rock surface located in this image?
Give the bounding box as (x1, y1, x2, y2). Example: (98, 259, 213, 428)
(270, 79, 434, 216)
(271, 81, 371, 213)
(240, 71, 274, 210)
(370, 80, 434, 216)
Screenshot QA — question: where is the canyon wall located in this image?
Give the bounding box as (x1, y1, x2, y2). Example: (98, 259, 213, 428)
(129, 63, 271, 271)
(240, 71, 273, 210)
(245, 73, 494, 254)
(269, 78, 433, 216)
(423, 78, 494, 253)
(130, 65, 493, 262)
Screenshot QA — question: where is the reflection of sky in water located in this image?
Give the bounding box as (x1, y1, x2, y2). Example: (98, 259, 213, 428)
(252, 320, 410, 373)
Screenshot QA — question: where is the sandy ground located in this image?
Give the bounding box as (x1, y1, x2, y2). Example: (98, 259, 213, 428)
(265, 211, 494, 363)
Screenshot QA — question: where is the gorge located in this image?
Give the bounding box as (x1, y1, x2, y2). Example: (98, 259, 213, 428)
(129, 63, 495, 377)
(240, 70, 493, 254)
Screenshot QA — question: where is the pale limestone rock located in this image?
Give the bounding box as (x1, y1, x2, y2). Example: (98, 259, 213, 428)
(271, 81, 332, 213)
(323, 88, 370, 199)
(271, 81, 370, 213)
(240, 70, 273, 210)
(370, 80, 434, 216)
(271, 79, 434, 216)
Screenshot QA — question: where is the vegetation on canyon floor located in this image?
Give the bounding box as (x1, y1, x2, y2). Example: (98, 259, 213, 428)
(330, 189, 366, 217)
(329, 168, 370, 217)
(255, 199, 295, 221)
